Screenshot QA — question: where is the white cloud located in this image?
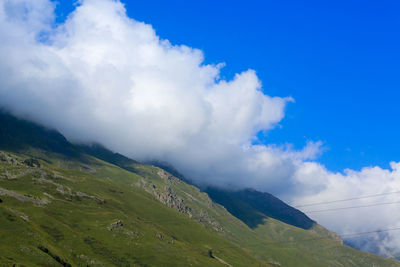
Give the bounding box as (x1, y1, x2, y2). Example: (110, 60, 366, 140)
(0, 0, 399, 258)
(290, 162, 400, 258)
(0, 0, 294, 191)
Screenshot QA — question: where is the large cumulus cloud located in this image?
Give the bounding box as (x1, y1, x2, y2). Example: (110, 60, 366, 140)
(1, 0, 400, 258)
(0, 0, 295, 190)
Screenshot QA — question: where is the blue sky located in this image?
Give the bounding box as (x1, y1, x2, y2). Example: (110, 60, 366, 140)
(55, 0, 400, 172)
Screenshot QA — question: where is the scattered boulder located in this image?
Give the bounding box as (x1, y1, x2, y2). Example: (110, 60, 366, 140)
(108, 188, 123, 194)
(108, 220, 124, 231)
(80, 164, 96, 173)
(23, 158, 41, 168)
(125, 230, 139, 238)
(156, 232, 164, 239)
(9, 208, 29, 222)
(94, 196, 106, 204)
(75, 191, 105, 204)
(0, 152, 22, 166)
(75, 191, 90, 198)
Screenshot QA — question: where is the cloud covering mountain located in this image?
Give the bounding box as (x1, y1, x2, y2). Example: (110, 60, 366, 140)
(0, 0, 399, 258)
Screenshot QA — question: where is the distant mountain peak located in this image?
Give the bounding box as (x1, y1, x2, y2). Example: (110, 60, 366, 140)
(205, 187, 315, 230)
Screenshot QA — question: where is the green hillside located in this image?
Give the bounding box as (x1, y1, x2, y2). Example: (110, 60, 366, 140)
(0, 150, 265, 266)
(0, 111, 399, 266)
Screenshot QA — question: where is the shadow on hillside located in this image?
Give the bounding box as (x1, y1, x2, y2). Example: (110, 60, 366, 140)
(0, 110, 81, 158)
(205, 187, 315, 230)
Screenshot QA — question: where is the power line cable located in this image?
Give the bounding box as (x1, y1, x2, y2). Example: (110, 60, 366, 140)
(295, 190, 400, 208)
(304, 200, 400, 213)
(340, 227, 400, 238)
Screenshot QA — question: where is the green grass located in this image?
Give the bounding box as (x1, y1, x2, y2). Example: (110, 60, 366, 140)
(0, 149, 399, 266)
(2, 110, 398, 266)
(94, 156, 400, 266)
(0, 151, 267, 266)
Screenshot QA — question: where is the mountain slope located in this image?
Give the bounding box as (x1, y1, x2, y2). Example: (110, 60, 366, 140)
(134, 162, 399, 266)
(204, 187, 315, 230)
(0, 151, 265, 266)
(0, 111, 78, 157)
(0, 111, 399, 266)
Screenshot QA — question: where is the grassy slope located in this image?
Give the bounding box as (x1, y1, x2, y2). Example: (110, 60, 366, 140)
(1, 149, 399, 266)
(0, 109, 398, 266)
(131, 162, 400, 267)
(0, 151, 266, 266)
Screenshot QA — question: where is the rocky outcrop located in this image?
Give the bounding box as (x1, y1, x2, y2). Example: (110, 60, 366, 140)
(157, 186, 192, 217)
(136, 179, 192, 218)
(0, 152, 41, 168)
(33, 172, 105, 204)
(75, 191, 106, 204)
(108, 220, 124, 231)
(196, 209, 224, 232)
(0, 168, 35, 180)
(0, 153, 42, 180)
(0, 151, 22, 166)
(8, 208, 29, 222)
(156, 232, 164, 239)
(136, 173, 225, 233)
(23, 158, 41, 168)
(157, 169, 180, 185)
(80, 164, 96, 173)
(35, 175, 73, 195)
(0, 187, 49, 206)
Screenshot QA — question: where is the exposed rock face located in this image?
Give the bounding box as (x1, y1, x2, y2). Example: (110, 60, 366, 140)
(0, 151, 21, 166)
(158, 186, 192, 216)
(197, 209, 224, 232)
(136, 179, 192, 218)
(0, 156, 106, 205)
(108, 220, 124, 231)
(0, 152, 7, 162)
(0, 151, 20, 165)
(0, 153, 43, 180)
(23, 158, 41, 168)
(0, 187, 49, 206)
(0, 168, 34, 180)
(34, 172, 105, 204)
(35, 175, 73, 195)
(0, 152, 41, 168)
(135, 170, 225, 233)
(157, 169, 179, 185)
